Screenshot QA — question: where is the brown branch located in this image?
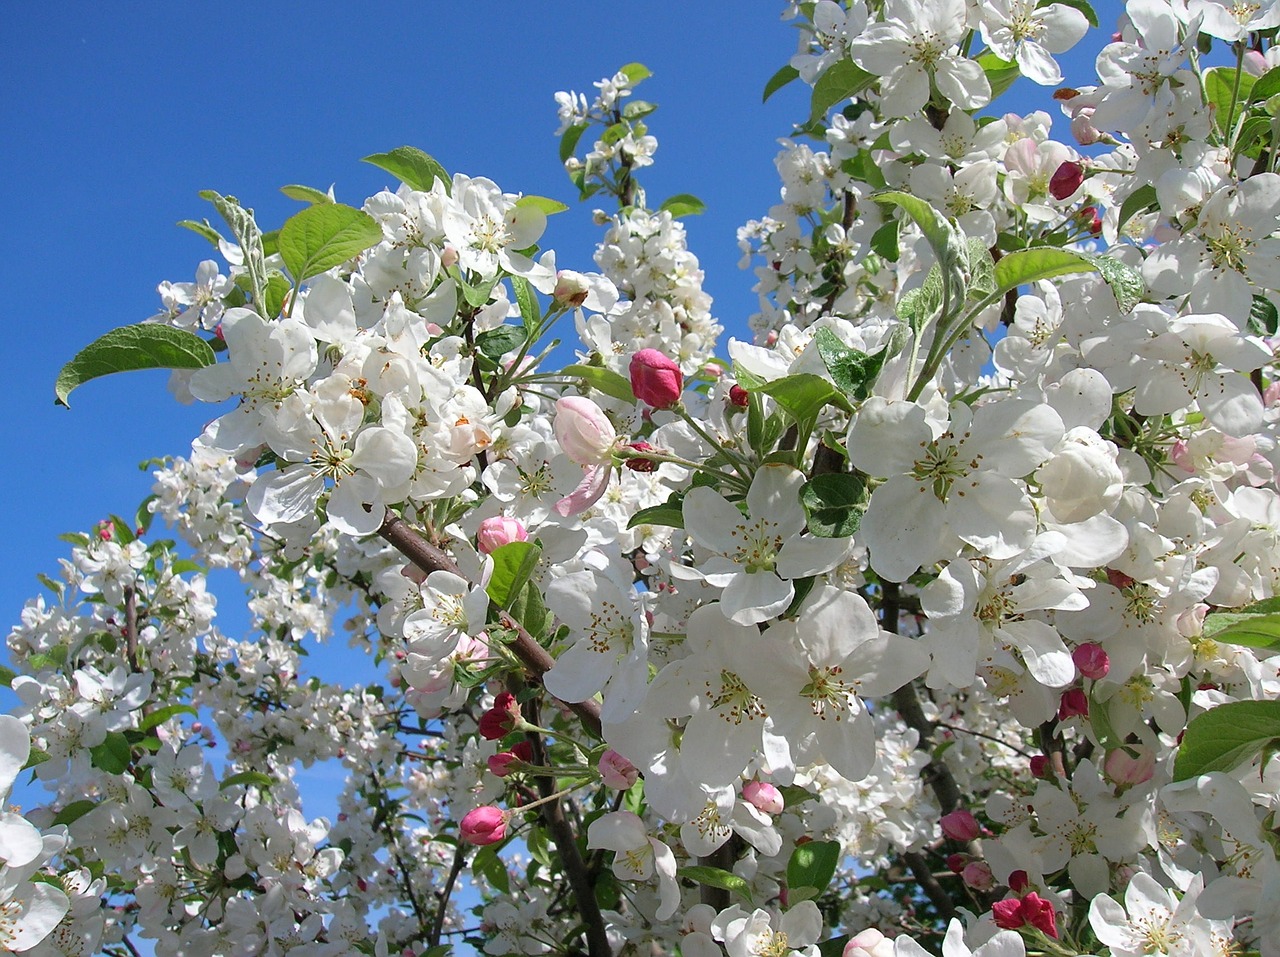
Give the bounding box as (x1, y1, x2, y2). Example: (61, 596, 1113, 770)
(377, 510, 602, 738)
(523, 696, 614, 957)
(902, 851, 958, 921)
(124, 585, 141, 672)
(430, 842, 468, 948)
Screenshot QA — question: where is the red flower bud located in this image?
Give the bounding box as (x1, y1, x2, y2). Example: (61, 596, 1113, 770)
(1008, 870, 1030, 893)
(479, 692, 521, 740)
(487, 741, 533, 778)
(1020, 893, 1059, 938)
(945, 853, 969, 874)
(729, 384, 750, 408)
(941, 809, 981, 842)
(629, 349, 683, 409)
(992, 898, 1025, 930)
(1058, 688, 1089, 720)
(1029, 755, 1049, 778)
(963, 861, 996, 891)
(1050, 161, 1085, 200)
(1072, 642, 1110, 680)
(623, 441, 658, 472)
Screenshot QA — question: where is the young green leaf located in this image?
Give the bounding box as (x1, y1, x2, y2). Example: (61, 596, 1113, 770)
(1173, 700, 1280, 780)
(787, 840, 841, 897)
(763, 63, 800, 103)
(515, 195, 569, 215)
(278, 203, 383, 284)
(280, 184, 334, 204)
(177, 218, 223, 246)
(1117, 183, 1157, 230)
(199, 190, 269, 316)
(486, 542, 542, 610)
(562, 364, 637, 404)
(810, 60, 876, 125)
(560, 123, 589, 163)
(658, 194, 706, 218)
(677, 866, 754, 905)
(1089, 255, 1144, 313)
(977, 52, 1021, 100)
(56, 324, 217, 408)
(992, 247, 1096, 295)
(362, 146, 451, 194)
(1201, 597, 1280, 652)
(476, 325, 527, 360)
(618, 62, 652, 85)
(800, 473, 866, 538)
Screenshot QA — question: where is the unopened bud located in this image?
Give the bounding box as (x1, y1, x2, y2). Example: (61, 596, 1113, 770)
(460, 806, 508, 845)
(1072, 643, 1110, 680)
(477, 516, 529, 554)
(729, 384, 750, 408)
(1029, 755, 1049, 778)
(742, 780, 784, 815)
(440, 245, 459, 269)
(629, 349, 683, 410)
(598, 749, 639, 789)
(1050, 161, 1085, 200)
(553, 270, 591, 307)
(945, 853, 968, 874)
(1104, 746, 1155, 786)
(623, 441, 659, 472)
(1058, 688, 1089, 720)
(963, 861, 996, 891)
(479, 692, 522, 741)
(941, 809, 980, 841)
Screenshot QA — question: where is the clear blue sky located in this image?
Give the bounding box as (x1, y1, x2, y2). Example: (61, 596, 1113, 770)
(1, 1, 1119, 648)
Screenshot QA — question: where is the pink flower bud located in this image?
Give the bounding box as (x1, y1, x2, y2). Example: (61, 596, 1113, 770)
(742, 781, 784, 815)
(945, 853, 968, 874)
(1057, 688, 1089, 720)
(1072, 643, 1110, 680)
(1029, 755, 1049, 778)
(1008, 870, 1030, 893)
(940, 809, 980, 842)
(963, 861, 996, 891)
(488, 741, 533, 778)
(553, 270, 591, 307)
(554, 396, 617, 467)
(1070, 109, 1102, 146)
(1050, 161, 1085, 200)
(479, 692, 522, 741)
(440, 245, 459, 269)
(1104, 746, 1155, 786)
(598, 750, 639, 790)
(1079, 205, 1102, 235)
(623, 441, 658, 472)
(460, 806, 508, 845)
(477, 516, 529, 554)
(729, 384, 750, 408)
(629, 349, 683, 410)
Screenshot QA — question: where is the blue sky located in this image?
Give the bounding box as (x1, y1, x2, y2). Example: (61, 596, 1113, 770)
(1, 2, 1119, 693)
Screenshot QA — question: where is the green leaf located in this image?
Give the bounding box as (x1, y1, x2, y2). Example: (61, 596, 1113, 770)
(977, 52, 1021, 100)
(1038, 0, 1097, 27)
(628, 494, 686, 530)
(618, 62, 652, 85)
(1090, 255, 1144, 313)
(763, 63, 800, 103)
(993, 247, 1096, 295)
(1248, 295, 1279, 337)
(90, 732, 132, 774)
(758, 373, 852, 421)
(1201, 598, 1280, 651)
(476, 325, 527, 360)
(875, 190, 966, 316)
(819, 937, 851, 957)
(362, 146, 451, 194)
(472, 845, 509, 893)
(280, 184, 334, 204)
(1117, 183, 1158, 231)
(1235, 115, 1272, 158)
(677, 866, 754, 905)
(810, 59, 876, 125)
(138, 704, 198, 732)
(1173, 700, 1280, 780)
(622, 99, 657, 120)
(562, 363, 636, 404)
(0, 665, 15, 688)
(507, 579, 550, 639)
(55, 324, 217, 407)
(870, 219, 900, 261)
(559, 124, 589, 163)
(1251, 66, 1280, 103)
(814, 328, 883, 400)
(22, 747, 50, 771)
(800, 473, 866, 538)
(220, 770, 275, 790)
(278, 202, 382, 284)
(177, 218, 222, 246)
(787, 840, 841, 897)
(511, 276, 541, 331)
(199, 190, 269, 317)
(515, 195, 569, 215)
(263, 273, 291, 320)
(1087, 691, 1124, 751)
(52, 800, 97, 827)
(1204, 67, 1255, 137)
(486, 542, 542, 610)
(658, 193, 706, 218)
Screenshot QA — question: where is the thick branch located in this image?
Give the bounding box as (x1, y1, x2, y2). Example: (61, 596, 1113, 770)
(377, 511, 602, 738)
(902, 851, 958, 921)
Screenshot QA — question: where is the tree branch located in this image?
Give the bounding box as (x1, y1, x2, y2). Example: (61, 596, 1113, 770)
(377, 510, 602, 738)
(430, 842, 468, 948)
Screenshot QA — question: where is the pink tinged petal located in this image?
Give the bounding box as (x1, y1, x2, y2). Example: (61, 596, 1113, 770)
(721, 570, 793, 625)
(935, 57, 991, 108)
(683, 486, 748, 554)
(554, 464, 611, 516)
(247, 468, 325, 525)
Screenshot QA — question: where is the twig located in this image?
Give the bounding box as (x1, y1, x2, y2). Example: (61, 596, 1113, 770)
(430, 842, 468, 948)
(377, 510, 602, 737)
(902, 851, 958, 921)
(124, 585, 140, 672)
